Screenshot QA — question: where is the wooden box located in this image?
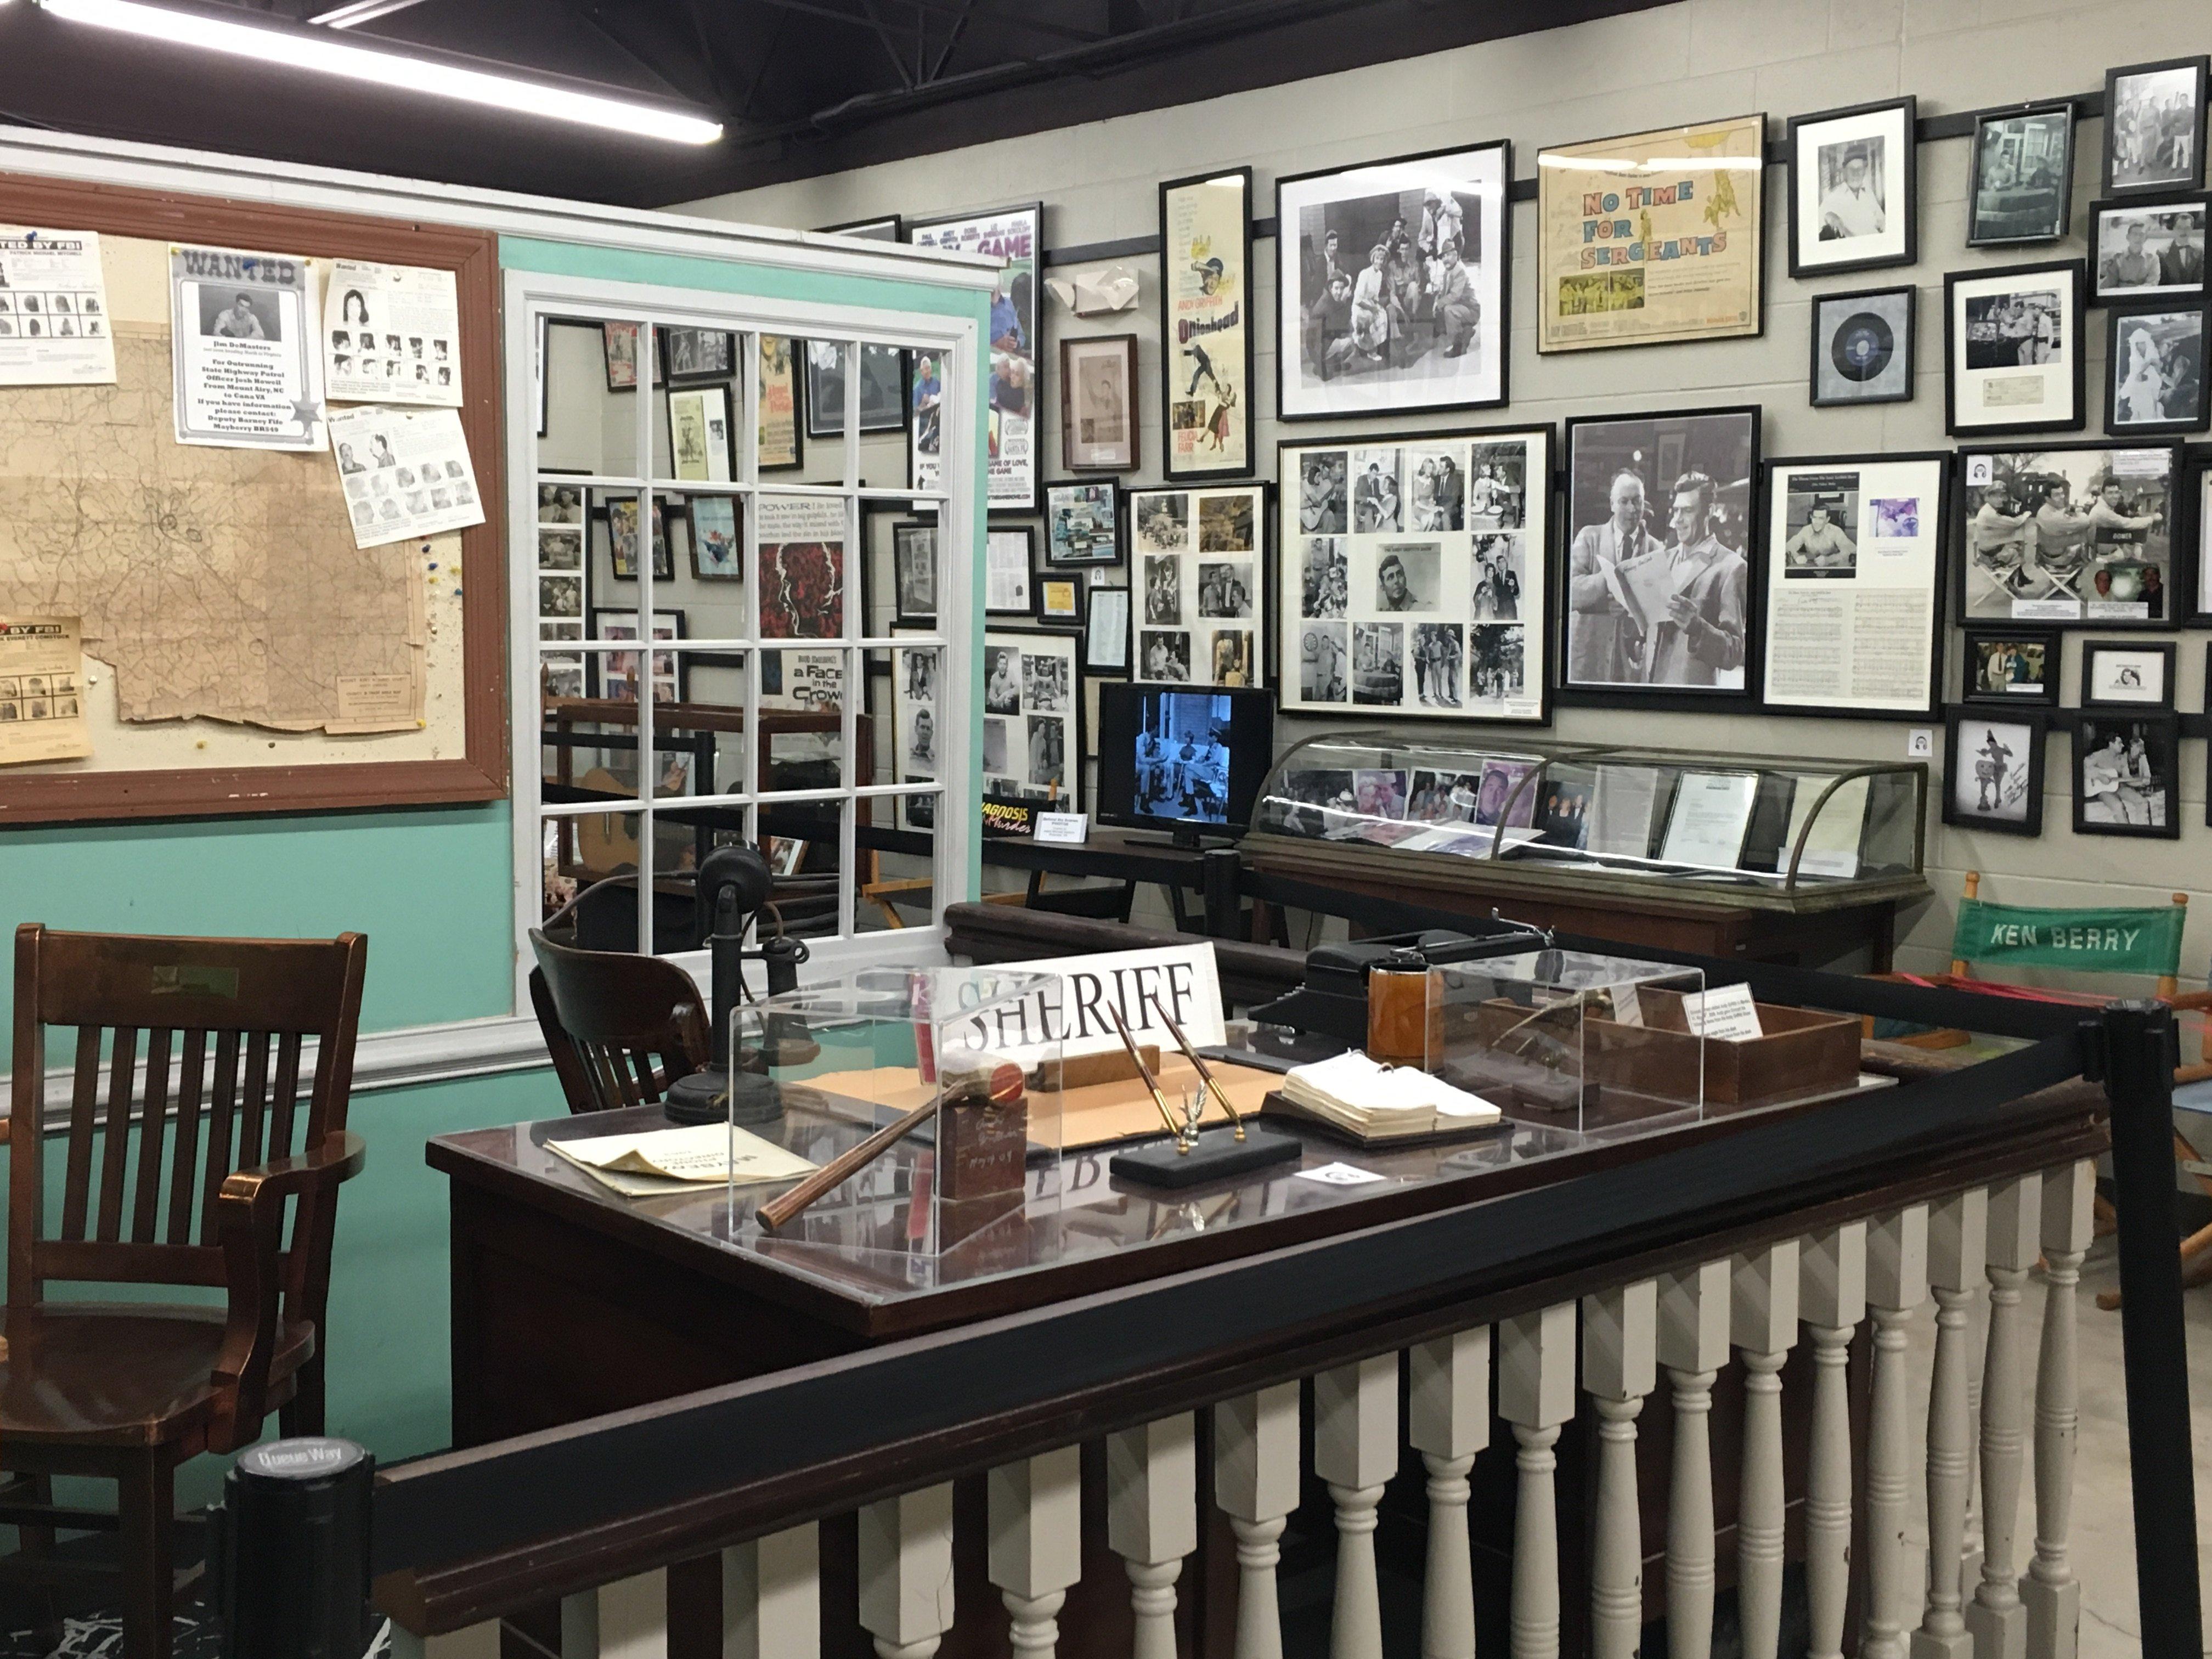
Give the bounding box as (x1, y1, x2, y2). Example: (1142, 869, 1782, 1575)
(1590, 986, 1860, 1108)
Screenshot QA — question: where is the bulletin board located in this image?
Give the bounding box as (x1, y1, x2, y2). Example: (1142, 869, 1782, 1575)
(0, 172, 506, 825)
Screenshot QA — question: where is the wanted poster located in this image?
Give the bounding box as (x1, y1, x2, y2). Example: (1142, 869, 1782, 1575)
(330, 405, 486, 548)
(0, 616, 92, 765)
(324, 259, 461, 407)
(170, 244, 323, 449)
(0, 227, 114, 385)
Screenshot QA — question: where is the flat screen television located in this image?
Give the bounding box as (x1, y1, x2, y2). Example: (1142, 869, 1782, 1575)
(1097, 683, 1276, 843)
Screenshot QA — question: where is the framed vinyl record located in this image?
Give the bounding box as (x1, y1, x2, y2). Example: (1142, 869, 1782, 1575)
(1810, 286, 1915, 406)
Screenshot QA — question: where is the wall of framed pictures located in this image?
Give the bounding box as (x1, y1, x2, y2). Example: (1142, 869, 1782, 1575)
(692, 0, 2212, 983)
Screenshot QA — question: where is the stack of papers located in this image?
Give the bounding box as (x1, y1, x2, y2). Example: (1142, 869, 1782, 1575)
(1275, 1052, 1502, 1141)
(545, 1121, 816, 1198)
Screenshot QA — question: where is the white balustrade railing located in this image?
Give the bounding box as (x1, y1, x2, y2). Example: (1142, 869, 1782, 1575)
(392, 1160, 2102, 1659)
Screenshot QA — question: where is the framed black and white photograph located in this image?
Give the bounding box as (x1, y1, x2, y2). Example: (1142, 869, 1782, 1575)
(1810, 285, 1915, 405)
(1944, 709, 2045, 837)
(1961, 628, 2058, 706)
(892, 520, 936, 625)
(1045, 481, 1120, 566)
(1560, 407, 1758, 707)
(601, 321, 638, 392)
(982, 626, 1084, 807)
(1035, 574, 1083, 625)
(2101, 56, 2209, 195)
(1275, 140, 1510, 421)
(659, 327, 733, 384)
(1944, 259, 2086, 436)
(1278, 426, 1551, 723)
(2192, 460, 2212, 624)
(888, 625, 940, 833)
(1060, 334, 1138, 472)
(2104, 303, 2210, 435)
(1958, 443, 2179, 626)
(2090, 196, 2208, 303)
(1128, 483, 1266, 689)
(804, 337, 908, 439)
(1969, 104, 2076, 246)
(1085, 585, 1132, 676)
(1759, 453, 1948, 719)
(2079, 639, 2176, 708)
(985, 526, 1036, 618)
(2072, 713, 2179, 837)
(1788, 98, 1917, 276)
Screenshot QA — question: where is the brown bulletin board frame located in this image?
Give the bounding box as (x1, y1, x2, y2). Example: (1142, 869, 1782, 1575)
(0, 172, 507, 826)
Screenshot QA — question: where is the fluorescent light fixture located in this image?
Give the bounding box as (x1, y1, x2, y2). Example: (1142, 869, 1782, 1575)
(35, 0, 725, 145)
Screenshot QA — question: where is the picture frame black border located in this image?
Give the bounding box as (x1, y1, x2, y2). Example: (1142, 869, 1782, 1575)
(2077, 637, 2178, 710)
(1554, 405, 1762, 715)
(586, 604, 690, 704)
(1083, 583, 1134, 678)
(1159, 164, 1258, 481)
(889, 517, 939, 628)
(1033, 571, 1086, 627)
(1756, 449, 1950, 721)
(815, 214, 904, 241)
(1951, 439, 2185, 631)
(1042, 478, 1123, 566)
(984, 523, 1041, 618)
(1786, 96, 1919, 279)
(1126, 478, 1273, 693)
(908, 201, 1047, 518)
(2100, 55, 2211, 197)
(1966, 103, 2079, 249)
(657, 326, 736, 387)
(1808, 284, 1917, 408)
(1942, 707, 2047, 838)
(1273, 137, 1514, 417)
(1960, 625, 2062, 707)
(2186, 452, 2212, 624)
(1058, 334, 1141, 473)
(2068, 710, 2182, 838)
(1942, 258, 2089, 438)
(535, 313, 550, 438)
(591, 487, 678, 583)
(755, 333, 807, 475)
(686, 493, 742, 583)
(2102, 301, 2212, 438)
(981, 622, 1088, 812)
(2086, 192, 2211, 306)
(601, 321, 639, 394)
(801, 337, 912, 441)
(664, 383, 741, 484)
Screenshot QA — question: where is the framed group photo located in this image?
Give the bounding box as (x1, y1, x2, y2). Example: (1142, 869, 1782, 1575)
(1944, 259, 2086, 436)
(1809, 286, 1915, 406)
(2089, 195, 2207, 303)
(2101, 56, 2209, 196)
(1160, 166, 1255, 479)
(2072, 713, 2180, 838)
(1960, 627, 2058, 706)
(1943, 708, 2045, 837)
(2103, 303, 2210, 436)
(1275, 140, 1510, 419)
(1957, 443, 2180, 626)
(1968, 103, 2076, 246)
(1130, 483, 1266, 689)
(1787, 97, 1917, 276)
(1559, 405, 1759, 708)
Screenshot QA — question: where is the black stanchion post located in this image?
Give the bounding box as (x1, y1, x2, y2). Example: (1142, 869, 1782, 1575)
(217, 1437, 376, 1659)
(2098, 998, 2203, 1659)
(1201, 847, 1241, 939)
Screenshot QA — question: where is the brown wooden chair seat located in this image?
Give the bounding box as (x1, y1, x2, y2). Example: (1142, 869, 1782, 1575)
(0, 1304, 314, 1446)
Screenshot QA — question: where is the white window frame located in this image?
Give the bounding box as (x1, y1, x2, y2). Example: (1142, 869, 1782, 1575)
(505, 267, 980, 1010)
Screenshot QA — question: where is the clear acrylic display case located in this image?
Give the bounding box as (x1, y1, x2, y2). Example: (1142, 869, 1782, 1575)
(1244, 732, 1928, 911)
(1428, 949, 1708, 1140)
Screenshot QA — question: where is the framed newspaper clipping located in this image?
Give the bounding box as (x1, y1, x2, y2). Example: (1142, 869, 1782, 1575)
(1159, 166, 1254, 481)
(1278, 425, 1551, 724)
(1536, 115, 1767, 354)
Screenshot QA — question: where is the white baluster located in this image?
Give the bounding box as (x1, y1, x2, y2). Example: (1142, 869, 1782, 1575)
(1581, 1283, 1657, 1659)
(563, 1588, 601, 1657)
(1657, 1259, 1731, 1659)
(1865, 1206, 1931, 1659)
(1732, 1241, 1800, 1659)
(1913, 1188, 1989, 1659)
(1801, 1223, 1868, 1659)
(1108, 1416, 1198, 1659)
(390, 1626, 503, 1659)
(726, 1525, 820, 1659)
(990, 1448, 1083, 1659)
(1316, 1353, 1399, 1659)
(1968, 1175, 2042, 1659)
(2021, 1162, 2094, 1659)
(1217, 1383, 1302, 1659)
(1410, 1328, 1492, 1659)
(859, 1485, 957, 1659)
(1499, 1303, 1576, 1659)
(566, 1571, 668, 1658)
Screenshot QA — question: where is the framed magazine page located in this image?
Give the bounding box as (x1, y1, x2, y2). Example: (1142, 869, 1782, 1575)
(1160, 166, 1255, 479)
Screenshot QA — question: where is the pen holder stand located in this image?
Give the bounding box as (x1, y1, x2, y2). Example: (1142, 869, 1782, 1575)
(1108, 1124, 1302, 1190)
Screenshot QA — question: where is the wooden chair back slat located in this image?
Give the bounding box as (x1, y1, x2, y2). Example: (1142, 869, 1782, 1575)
(94, 1025, 139, 1243)
(237, 1030, 271, 1171)
(130, 1028, 174, 1243)
(526, 932, 709, 1115)
(60, 1031, 101, 1242)
(166, 1030, 209, 1246)
(198, 1030, 242, 1249)
(271, 1031, 304, 1163)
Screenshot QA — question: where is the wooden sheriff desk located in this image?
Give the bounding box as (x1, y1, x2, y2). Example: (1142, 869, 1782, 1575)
(427, 1043, 2094, 1659)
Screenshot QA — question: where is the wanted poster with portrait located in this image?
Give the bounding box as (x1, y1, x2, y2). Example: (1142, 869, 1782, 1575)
(1760, 454, 1947, 718)
(758, 494, 847, 639)
(0, 616, 91, 765)
(1160, 168, 1253, 479)
(169, 243, 323, 449)
(910, 204, 1041, 511)
(0, 228, 114, 385)
(330, 405, 485, 549)
(1128, 484, 1264, 689)
(1537, 116, 1765, 353)
(324, 259, 461, 407)
(982, 627, 1080, 808)
(1279, 428, 1550, 723)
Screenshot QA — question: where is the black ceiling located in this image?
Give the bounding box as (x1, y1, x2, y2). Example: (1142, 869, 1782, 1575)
(0, 0, 1671, 211)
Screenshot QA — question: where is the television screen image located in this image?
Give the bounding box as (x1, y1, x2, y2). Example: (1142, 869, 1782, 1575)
(1097, 682, 1275, 840)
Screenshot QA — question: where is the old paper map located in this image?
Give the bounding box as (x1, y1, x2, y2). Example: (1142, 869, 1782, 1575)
(0, 325, 424, 732)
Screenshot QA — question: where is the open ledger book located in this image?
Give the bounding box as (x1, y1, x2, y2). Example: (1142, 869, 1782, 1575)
(1274, 1052, 1502, 1141)
(545, 1121, 817, 1198)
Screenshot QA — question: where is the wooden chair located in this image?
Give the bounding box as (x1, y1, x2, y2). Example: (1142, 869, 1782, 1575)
(527, 929, 710, 1114)
(5, 923, 369, 1659)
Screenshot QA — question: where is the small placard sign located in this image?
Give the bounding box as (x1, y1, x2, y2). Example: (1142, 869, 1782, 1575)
(1036, 811, 1088, 844)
